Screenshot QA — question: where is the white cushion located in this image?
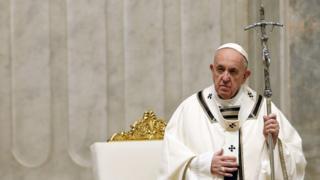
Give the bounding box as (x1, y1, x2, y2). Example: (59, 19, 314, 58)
(91, 141, 163, 180)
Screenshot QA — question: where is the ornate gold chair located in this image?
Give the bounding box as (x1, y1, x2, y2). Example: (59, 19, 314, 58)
(91, 111, 167, 180)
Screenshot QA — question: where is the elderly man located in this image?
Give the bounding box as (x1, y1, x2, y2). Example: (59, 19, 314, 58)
(158, 43, 306, 180)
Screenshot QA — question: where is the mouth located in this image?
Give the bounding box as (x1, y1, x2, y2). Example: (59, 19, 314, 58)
(219, 84, 230, 88)
(219, 85, 231, 91)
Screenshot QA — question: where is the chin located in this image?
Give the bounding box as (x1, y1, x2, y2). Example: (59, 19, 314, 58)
(221, 96, 231, 100)
(218, 92, 231, 99)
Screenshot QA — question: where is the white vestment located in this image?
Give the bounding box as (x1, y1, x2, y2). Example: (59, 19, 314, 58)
(158, 85, 306, 180)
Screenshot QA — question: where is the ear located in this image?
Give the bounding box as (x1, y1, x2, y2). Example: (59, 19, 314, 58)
(243, 69, 251, 81)
(210, 64, 214, 71)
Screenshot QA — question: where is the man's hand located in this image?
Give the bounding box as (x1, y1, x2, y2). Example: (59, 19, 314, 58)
(210, 149, 238, 177)
(263, 113, 279, 146)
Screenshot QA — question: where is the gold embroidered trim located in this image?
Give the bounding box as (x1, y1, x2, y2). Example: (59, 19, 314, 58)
(182, 156, 196, 180)
(278, 139, 289, 180)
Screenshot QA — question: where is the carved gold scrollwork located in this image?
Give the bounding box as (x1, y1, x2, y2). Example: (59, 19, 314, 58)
(108, 111, 167, 141)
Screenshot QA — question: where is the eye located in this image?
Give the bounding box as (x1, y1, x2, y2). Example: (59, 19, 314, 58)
(229, 68, 239, 75)
(216, 66, 225, 74)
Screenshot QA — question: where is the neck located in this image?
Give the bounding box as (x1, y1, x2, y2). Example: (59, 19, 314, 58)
(218, 90, 239, 100)
(214, 86, 244, 106)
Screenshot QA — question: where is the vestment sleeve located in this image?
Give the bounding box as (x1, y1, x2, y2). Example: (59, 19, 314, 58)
(158, 103, 196, 180)
(186, 151, 225, 179)
(277, 109, 306, 180)
(188, 152, 213, 176)
(258, 104, 306, 180)
(158, 101, 218, 180)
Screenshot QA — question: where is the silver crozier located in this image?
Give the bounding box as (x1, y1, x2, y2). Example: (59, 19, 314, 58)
(244, 5, 283, 180)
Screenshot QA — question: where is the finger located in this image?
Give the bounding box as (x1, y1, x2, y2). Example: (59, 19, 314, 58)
(263, 114, 277, 121)
(265, 129, 279, 135)
(264, 124, 279, 130)
(264, 127, 279, 134)
(265, 123, 279, 129)
(265, 124, 279, 132)
(264, 119, 278, 126)
(264, 119, 278, 124)
(214, 149, 223, 156)
(221, 172, 234, 177)
(269, 113, 276, 119)
(223, 167, 238, 172)
(218, 167, 234, 177)
(221, 156, 237, 161)
(221, 161, 238, 167)
(264, 119, 279, 126)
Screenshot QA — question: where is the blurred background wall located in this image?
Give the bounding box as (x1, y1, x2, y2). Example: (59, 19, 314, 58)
(0, 0, 318, 179)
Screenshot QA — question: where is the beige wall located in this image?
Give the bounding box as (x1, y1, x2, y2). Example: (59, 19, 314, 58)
(0, 0, 316, 179)
(288, 0, 320, 179)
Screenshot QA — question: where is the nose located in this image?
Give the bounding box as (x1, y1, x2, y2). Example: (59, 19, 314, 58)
(222, 72, 230, 82)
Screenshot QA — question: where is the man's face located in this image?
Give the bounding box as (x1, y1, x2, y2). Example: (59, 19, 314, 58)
(210, 48, 251, 99)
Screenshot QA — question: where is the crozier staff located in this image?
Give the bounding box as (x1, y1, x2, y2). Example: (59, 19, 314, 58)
(158, 43, 306, 180)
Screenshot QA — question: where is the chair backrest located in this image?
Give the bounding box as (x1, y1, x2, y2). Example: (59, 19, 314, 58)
(91, 111, 167, 180)
(91, 141, 163, 180)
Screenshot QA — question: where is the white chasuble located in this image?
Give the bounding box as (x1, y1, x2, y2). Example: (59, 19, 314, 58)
(158, 85, 306, 180)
